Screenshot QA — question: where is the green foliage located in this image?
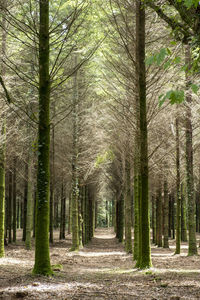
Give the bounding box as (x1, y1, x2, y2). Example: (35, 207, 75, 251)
(52, 264, 63, 271)
(159, 83, 199, 107)
(95, 149, 115, 168)
(179, 0, 199, 8)
(191, 84, 199, 94)
(159, 90, 185, 107)
(146, 48, 168, 66)
(146, 48, 182, 71)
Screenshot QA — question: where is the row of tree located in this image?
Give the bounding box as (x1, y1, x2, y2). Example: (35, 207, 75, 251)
(0, 0, 200, 275)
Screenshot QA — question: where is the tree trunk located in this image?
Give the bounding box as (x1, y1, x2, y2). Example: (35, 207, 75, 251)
(117, 193, 124, 243)
(125, 157, 132, 254)
(135, 0, 151, 268)
(17, 198, 20, 229)
(12, 158, 16, 243)
(168, 195, 172, 238)
(20, 200, 23, 229)
(0, 123, 6, 257)
(171, 195, 175, 239)
(33, 0, 52, 275)
(68, 193, 71, 234)
(78, 185, 83, 248)
(133, 144, 140, 260)
(163, 178, 169, 248)
(60, 182, 66, 240)
(8, 169, 12, 244)
(49, 125, 55, 244)
(33, 189, 36, 238)
(25, 153, 33, 250)
(152, 195, 156, 244)
(22, 162, 28, 242)
(0, 0, 7, 257)
(181, 183, 187, 242)
(185, 45, 197, 256)
(156, 185, 162, 247)
(175, 117, 181, 254)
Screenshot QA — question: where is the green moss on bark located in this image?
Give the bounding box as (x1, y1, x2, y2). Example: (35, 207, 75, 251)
(33, 0, 52, 276)
(0, 123, 6, 257)
(125, 157, 132, 254)
(135, 0, 152, 269)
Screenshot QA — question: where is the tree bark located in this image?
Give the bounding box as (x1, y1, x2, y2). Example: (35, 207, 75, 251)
(125, 156, 132, 254)
(163, 177, 169, 248)
(175, 117, 181, 254)
(8, 169, 12, 244)
(12, 158, 16, 243)
(22, 162, 28, 242)
(33, 0, 52, 275)
(156, 185, 162, 247)
(185, 45, 197, 256)
(25, 152, 33, 250)
(135, 0, 151, 268)
(181, 183, 187, 242)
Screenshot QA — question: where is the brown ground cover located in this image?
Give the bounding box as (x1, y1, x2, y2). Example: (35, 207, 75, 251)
(0, 228, 200, 299)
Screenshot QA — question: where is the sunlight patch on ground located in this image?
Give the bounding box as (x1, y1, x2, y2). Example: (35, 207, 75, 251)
(94, 234, 115, 239)
(2, 282, 102, 294)
(151, 267, 200, 274)
(0, 257, 32, 266)
(152, 253, 174, 257)
(75, 251, 126, 257)
(170, 245, 188, 250)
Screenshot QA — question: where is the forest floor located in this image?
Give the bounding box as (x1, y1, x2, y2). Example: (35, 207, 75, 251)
(0, 229, 200, 299)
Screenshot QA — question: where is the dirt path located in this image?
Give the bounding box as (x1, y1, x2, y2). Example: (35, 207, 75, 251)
(0, 228, 200, 299)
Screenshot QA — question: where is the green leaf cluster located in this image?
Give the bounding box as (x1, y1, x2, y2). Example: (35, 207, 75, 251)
(146, 48, 169, 66)
(159, 90, 185, 107)
(179, 0, 199, 8)
(95, 149, 115, 168)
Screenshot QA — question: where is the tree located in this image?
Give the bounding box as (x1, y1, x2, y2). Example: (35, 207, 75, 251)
(135, 0, 151, 269)
(33, 0, 52, 275)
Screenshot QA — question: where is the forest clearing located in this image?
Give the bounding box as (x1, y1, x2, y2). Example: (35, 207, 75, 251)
(1, 228, 200, 300)
(1, 0, 200, 299)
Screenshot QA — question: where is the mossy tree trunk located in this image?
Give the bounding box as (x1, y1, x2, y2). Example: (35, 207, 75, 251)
(25, 151, 33, 250)
(12, 158, 16, 243)
(152, 195, 156, 244)
(71, 58, 79, 251)
(33, 189, 36, 238)
(20, 200, 23, 230)
(175, 117, 181, 254)
(135, 0, 151, 269)
(8, 169, 12, 244)
(0, 123, 6, 257)
(156, 185, 162, 247)
(133, 131, 140, 260)
(60, 182, 66, 240)
(54, 195, 59, 229)
(17, 198, 20, 229)
(185, 45, 197, 256)
(117, 193, 124, 243)
(68, 193, 71, 234)
(0, 4, 6, 255)
(163, 176, 169, 248)
(171, 194, 175, 239)
(106, 200, 109, 227)
(168, 195, 172, 238)
(125, 156, 132, 254)
(85, 185, 89, 244)
(33, 0, 52, 275)
(49, 125, 55, 244)
(181, 183, 187, 242)
(22, 162, 28, 242)
(196, 193, 199, 233)
(81, 185, 86, 245)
